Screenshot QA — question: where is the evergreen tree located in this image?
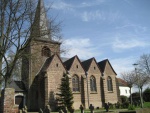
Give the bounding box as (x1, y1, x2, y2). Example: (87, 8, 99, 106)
(56, 73, 74, 111)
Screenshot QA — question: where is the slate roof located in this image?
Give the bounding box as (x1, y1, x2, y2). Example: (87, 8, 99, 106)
(36, 54, 66, 76)
(39, 55, 54, 73)
(63, 56, 76, 70)
(8, 81, 26, 92)
(61, 57, 69, 62)
(82, 58, 94, 72)
(117, 78, 128, 87)
(98, 59, 117, 75)
(98, 59, 107, 73)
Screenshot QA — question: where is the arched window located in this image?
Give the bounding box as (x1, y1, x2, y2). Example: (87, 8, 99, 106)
(72, 75, 79, 92)
(41, 46, 50, 57)
(107, 76, 113, 91)
(90, 76, 96, 91)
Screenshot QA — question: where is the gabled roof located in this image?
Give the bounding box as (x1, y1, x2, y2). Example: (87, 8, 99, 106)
(98, 59, 117, 75)
(37, 54, 66, 75)
(82, 57, 102, 73)
(8, 81, 26, 92)
(39, 55, 55, 73)
(117, 78, 128, 87)
(63, 56, 75, 70)
(63, 55, 84, 71)
(98, 59, 107, 73)
(82, 58, 93, 72)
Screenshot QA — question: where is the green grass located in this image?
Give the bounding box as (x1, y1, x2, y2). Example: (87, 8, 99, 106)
(143, 102, 150, 108)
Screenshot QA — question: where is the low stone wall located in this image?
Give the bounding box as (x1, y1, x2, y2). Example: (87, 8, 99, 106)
(0, 88, 19, 113)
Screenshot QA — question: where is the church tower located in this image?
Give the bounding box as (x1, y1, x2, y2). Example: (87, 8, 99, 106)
(21, 0, 61, 89)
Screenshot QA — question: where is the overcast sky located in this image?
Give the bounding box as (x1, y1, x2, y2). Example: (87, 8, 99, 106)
(45, 0, 150, 77)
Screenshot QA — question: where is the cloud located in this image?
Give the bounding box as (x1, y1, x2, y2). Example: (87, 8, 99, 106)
(112, 37, 149, 52)
(51, 0, 74, 11)
(81, 10, 122, 22)
(79, 0, 105, 8)
(61, 38, 101, 59)
(51, 0, 105, 10)
(116, 23, 147, 33)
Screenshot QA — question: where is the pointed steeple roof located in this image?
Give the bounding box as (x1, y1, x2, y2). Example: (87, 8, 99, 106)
(31, 0, 51, 41)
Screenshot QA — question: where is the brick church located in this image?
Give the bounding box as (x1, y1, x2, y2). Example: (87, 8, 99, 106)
(8, 0, 120, 111)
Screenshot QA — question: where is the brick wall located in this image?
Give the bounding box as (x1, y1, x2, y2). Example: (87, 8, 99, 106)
(103, 62, 118, 104)
(86, 59, 102, 109)
(67, 57, 86, 109)
(0, 88, 18, 113)
(46, 55, 66, 111)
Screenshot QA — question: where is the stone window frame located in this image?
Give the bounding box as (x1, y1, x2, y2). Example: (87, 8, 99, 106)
(41, 46, 51, 57)
(72, 75, 80, 92)
(14, 93, 25, 107)
(90, 75, 97, 92)
(107, 76, 113, 91)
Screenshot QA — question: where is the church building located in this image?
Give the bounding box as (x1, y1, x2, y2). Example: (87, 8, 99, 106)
(11, 0, 120, 111)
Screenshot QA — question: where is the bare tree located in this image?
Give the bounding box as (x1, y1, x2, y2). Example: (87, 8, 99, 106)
(138, 54, 150, 77)
(0, 0, 63, 88)
(121, 71, 136, 105)
(134, 68, 149, 108)
(132, 54, 150, 108)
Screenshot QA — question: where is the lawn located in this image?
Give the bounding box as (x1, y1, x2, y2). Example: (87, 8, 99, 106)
(73, 102, 150, 113)
(143, 102, 150, 108)
(51, 102, 150, 113)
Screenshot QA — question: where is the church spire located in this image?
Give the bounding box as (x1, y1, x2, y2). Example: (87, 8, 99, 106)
(31, 0, 50, 40)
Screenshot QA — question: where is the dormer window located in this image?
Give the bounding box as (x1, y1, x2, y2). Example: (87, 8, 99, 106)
(42, 46, 50, 57)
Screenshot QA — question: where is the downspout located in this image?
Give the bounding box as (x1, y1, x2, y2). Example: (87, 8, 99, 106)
(86, 72, 89, 107)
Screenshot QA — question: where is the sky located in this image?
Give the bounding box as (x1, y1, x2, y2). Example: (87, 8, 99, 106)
(44, 0, 150, 77)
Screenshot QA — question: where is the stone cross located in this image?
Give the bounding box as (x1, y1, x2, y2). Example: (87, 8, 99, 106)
(59, 109, 64, 113)
(80, 105, 84, 113)
(63, 107, 68, 113)
(44, 105, 51, 113)
(19, 110, 22, 113)
(70, 106, 74, 113)
(39, 108, 43, 113)
(104, 103, 109, 112)
(89, 104, 94, 113)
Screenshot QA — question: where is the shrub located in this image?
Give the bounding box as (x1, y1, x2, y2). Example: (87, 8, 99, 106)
(143, 88, 150, 102)
(115, 102, 121, 109)
(128, 104, 135, 110)
(120, 95, 128, 103)
(129, 92, 140, 102)
(122, 101, 130, 108)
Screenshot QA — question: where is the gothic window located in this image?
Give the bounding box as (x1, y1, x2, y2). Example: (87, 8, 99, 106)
(107, 76, 113, 91)
(42, 46, 50, 57)
(72, 75, 79, 92)
(90, 76, 97, 91)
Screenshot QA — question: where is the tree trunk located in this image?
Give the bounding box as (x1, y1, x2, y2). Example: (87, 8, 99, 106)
(140, 87, 143, 108)
(130, 87, 133, 105)
(139, 87, 143, 108)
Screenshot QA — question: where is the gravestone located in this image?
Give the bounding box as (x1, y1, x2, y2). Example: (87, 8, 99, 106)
(44, 105, 51, 113)
(104, 103, 109, 112)
(80, 105, 84, 113)
(89, 104, 94, 113)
